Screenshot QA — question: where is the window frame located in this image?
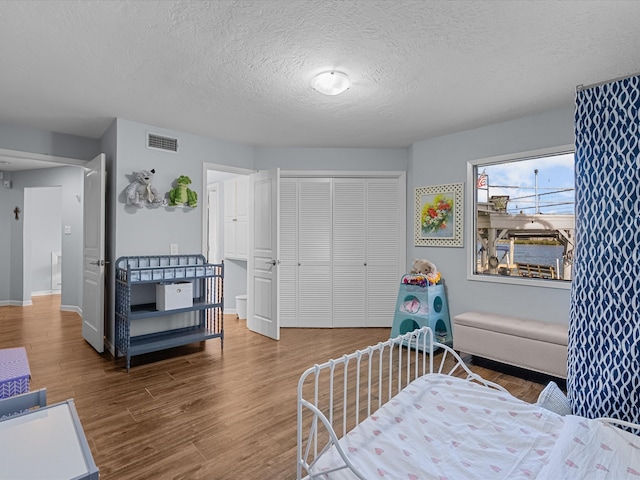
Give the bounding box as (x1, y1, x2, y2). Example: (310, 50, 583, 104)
(466, 144, 575, 290)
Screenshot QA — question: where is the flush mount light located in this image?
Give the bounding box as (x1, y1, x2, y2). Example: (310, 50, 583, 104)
(311, 71, 351, 96)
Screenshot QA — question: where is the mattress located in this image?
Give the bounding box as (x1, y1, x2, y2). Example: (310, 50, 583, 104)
(310, 374, 640, 479)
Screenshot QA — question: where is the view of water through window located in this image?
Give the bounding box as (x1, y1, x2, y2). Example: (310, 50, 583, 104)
(474, 151, 575, 282)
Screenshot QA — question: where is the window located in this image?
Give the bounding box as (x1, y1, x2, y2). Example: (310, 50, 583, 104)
(467, 145, 575, 288)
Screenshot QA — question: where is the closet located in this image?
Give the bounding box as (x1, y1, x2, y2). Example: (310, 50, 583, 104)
(223, 175, 249, 260)
(280, 175, 404, 328)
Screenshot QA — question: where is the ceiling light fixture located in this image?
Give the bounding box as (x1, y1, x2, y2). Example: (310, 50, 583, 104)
(311, 71, 351, 96)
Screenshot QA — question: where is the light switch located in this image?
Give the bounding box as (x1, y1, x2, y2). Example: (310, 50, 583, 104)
(170, 243, 179, 255)
(64, 225, 71, 235)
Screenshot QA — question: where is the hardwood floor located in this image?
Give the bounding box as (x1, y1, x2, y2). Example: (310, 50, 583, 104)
(0, 296, 554, 479)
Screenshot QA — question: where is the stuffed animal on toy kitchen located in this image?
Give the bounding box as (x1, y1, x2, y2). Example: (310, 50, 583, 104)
(169, 175, 198, 208)
(410, 258, 441, 285)
(126, 169, 163, 207)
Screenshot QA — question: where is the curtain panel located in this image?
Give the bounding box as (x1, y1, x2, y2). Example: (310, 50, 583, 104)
(569, 75, 640, 425)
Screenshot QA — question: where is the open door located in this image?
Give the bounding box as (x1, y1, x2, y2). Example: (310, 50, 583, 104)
(82, 154, 106, 352)
(247, 169, 280, 340)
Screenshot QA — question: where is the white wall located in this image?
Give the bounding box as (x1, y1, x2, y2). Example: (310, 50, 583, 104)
(408, 107, 575, 324)
(25, 186, 62, 294)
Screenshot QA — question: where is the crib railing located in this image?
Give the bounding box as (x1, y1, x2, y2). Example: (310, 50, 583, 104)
(296, 326, 507, 480)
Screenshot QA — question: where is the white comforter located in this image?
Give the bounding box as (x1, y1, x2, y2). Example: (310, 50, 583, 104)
(311, 374, 640, 479)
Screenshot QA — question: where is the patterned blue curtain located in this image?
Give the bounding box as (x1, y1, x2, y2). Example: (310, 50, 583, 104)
(569, 75, 640, 424)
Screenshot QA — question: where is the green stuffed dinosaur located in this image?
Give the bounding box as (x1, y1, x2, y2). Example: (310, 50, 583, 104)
(169, 175, 198, 208)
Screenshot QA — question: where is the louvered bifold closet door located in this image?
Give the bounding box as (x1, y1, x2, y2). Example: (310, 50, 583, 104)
(298, 179, 333, 328)
(332, 179, 367, 327)
(366, 178, 401, 327)
(279, 179, 298, 327)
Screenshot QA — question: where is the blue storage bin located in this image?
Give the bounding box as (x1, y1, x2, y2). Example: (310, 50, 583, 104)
(390, 275, 452, 348)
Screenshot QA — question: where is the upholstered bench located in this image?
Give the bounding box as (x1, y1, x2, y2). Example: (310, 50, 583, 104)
(453, 311, 568, 378)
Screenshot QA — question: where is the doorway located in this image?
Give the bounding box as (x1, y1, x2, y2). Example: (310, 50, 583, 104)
(202, 162, 253, 315)
(0, 148, 87, 310)
(23, 186, 62, 299)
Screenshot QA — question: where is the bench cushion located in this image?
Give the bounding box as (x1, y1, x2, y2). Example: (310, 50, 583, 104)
(454, 311, 567, 346)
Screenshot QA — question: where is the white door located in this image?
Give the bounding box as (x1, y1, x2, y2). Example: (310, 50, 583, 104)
(235, 176, 249, 258)
(82, 154, 106, 352)
(366, 178, 402, 327)
(333, 179, 367, 327)
(247, 169, 280, 340)
(279, 178, 299, 327)
(207, 187, 220, 262)
(298, 179, 333, 327)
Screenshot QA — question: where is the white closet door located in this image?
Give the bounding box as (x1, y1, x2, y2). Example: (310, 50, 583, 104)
(279, 179, 298, 327)
(366, 178, 401, 327)
(223, 178, 236, 259)
(223, 178, 236, 222)
(332, 179, 366, 327)
(298, 178, 332, 328)
(235, 175, 249, 221)
(235, 176, 249, 257)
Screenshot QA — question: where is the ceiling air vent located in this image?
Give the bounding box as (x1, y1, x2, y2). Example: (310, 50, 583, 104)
(147, 133, 178, 152)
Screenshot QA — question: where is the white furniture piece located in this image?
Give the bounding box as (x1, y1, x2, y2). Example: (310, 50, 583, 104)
(453, 311, 568, 378)
(224, 175, 249, 260)
(0, 399, 99, 479)
(115, 254, 224, 371)
(297, 327, 640, 480)
(280, 176, 404, 328)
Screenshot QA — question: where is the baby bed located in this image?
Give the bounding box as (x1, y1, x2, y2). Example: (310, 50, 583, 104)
(297, 327, 640, 479)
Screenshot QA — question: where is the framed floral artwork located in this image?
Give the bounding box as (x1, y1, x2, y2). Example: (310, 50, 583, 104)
(414, 183, 464, 247)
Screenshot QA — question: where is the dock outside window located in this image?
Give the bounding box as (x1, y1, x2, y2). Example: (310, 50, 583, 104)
(468, 146, 575, 286)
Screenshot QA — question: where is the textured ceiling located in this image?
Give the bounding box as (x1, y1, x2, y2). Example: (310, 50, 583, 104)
(0, 0, 639, 149)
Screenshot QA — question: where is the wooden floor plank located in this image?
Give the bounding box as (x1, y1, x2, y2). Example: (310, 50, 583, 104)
(0, 295, 551, 479)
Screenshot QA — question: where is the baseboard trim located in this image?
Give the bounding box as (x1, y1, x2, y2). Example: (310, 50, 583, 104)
(104, 338, 115, 356)
(10, 300, 33, 307)
(224, 308, 238, 315)
(60, 305, 82, 315)
(32, 290, 61, 297)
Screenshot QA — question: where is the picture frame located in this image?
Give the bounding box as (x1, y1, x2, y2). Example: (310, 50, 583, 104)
(414, 182, 464, 247)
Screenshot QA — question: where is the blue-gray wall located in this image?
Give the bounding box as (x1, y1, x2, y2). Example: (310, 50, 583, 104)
(0, 122, 98, 160)
(1, 108, 575, 346)
(100, 119, 117, 345)
(254, 147, 409, 171)
(8, 166, 85, 308)
(109, 119, 255, 347)
(408, 107, 574, 324)
(113, 119, 255, 258)
(0, 123, 99, 306)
